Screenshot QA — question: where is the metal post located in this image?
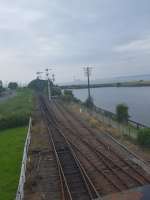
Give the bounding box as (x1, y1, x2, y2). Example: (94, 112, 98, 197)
(83, 67, 92, 101)
(45, 68, 52, 101)
(48, 78, 51, 101)
(87, 71, 91, 100)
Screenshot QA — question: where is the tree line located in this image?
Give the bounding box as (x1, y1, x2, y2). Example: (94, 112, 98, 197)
(0, 81, 18, 96)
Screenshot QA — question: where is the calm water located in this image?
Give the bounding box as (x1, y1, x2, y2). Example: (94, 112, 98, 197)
(73, 87, 150, 126)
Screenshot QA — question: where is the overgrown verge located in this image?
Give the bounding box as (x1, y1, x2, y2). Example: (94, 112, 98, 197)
(137, 128, 150, 147)
(0, 127, 27, 200)
(0, 88, 33, 130)
(61, 89, 81, 103)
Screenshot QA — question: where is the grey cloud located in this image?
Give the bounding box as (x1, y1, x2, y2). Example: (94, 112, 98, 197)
(0, 0, 150, 83)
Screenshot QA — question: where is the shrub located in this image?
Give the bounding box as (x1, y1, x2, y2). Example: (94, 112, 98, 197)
(51, 86, 62, 96)
(0, 112, 31, 130)
(62, 90, 74, 102)
(8, 82, 18, 90)
(116, 104, 129, 123)
(137, 128, 150, 147)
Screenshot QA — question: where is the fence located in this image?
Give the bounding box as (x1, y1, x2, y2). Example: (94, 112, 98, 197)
(82, 105, 149, 140)
(16, 117, 32, 200)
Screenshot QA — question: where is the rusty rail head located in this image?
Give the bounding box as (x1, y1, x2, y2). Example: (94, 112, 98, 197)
(57, 128, 101, 200)
(40, 96, 100, 200)
(53, 101, 150, 187)
(40, 104, 72, 200)
(48, 127, 73, 200)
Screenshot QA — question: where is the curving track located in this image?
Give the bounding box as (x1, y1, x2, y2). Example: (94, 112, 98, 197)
(38, 96, 150, 198)
(50, 99, 150, 196)
(40, 96, 101, 200)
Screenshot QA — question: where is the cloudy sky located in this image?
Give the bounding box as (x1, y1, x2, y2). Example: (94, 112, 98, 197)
(0, 0, 150, 84)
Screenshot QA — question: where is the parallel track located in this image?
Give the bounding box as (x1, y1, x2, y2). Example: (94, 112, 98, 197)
(51, 100, 150, 193)
(40, 96, 100, 200)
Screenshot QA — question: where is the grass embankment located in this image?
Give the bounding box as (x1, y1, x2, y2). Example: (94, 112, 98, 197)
(0, 88, 33, 130)
(0, 88, 33, 200)
(0, 127, 27, 200)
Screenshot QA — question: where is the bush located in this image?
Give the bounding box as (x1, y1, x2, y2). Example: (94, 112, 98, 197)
(0, 113, 30, 130)
(51, 86, 62, 96)
(8, 82, 18, 90)
(62, 90, 74, 102)
(137, 128, 150, 147)
(116, 104, 129, 123)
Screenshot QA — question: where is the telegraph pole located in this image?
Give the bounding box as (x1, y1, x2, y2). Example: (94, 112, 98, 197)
(45, 68, 51, 101)
(84, 67, 92, 101)
(52, 74, 55, 83)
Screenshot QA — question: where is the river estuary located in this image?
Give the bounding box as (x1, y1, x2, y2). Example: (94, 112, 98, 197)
(73, 87, 150, 126)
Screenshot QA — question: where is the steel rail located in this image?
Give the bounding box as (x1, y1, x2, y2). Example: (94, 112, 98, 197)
(63, 131, 130, 190)
(42, 99, 100, 198)
(52, 102, 139, 189)
(45, 100, 101, 199)
(54, 101, 150, 185)
(66, 136, 126, 192)
(48, 126, 73, 200)
(40, 104, 72, 200)
(48, 101, 128, 191)
(40, 96, 100, 200)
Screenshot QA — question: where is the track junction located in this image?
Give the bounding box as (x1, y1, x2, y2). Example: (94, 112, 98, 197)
(24, 96, 150, 200)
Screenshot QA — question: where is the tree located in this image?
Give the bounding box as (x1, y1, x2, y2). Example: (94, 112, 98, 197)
(8, 82, 18, 90)
(51, 86, 62, 96)
(28, 79, 62, 97)
(116, 104, 129, 123)
(28, 79, 47, 92)
(62, 90, 74, 102)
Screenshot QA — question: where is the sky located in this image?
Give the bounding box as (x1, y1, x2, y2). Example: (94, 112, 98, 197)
(0, 0, 150, 84)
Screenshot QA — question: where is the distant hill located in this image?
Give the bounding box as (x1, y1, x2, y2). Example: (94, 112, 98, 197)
(59, 74, 150, 86)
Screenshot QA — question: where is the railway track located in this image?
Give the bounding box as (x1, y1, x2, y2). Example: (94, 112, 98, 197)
(40, 96, 100, 200)
(50, 100, 150, 194)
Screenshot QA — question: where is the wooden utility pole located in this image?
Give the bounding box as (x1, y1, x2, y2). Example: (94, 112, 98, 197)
(45, 68, 51, 101)
(52, 74, 55, 83)
(83, 67, 92, 101)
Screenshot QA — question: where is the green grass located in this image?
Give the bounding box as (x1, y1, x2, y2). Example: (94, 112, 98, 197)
(0, 88, 33, 115)
(0, 88, 33, 130)
(0, 127, 27, 200)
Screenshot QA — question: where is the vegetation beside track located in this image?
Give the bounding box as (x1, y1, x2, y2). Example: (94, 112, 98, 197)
(0, 88, 33, 130)
(137, 128, 150, 147)
(0, 127, 27, 200)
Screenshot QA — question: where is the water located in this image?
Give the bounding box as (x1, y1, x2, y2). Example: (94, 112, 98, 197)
(73, 87, 150, 126)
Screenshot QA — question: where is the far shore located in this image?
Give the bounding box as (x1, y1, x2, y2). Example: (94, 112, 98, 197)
(61, 80, 150, 89)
